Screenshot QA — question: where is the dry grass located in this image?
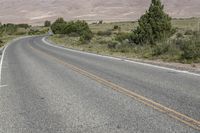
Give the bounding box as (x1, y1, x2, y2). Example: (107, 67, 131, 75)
(50, 18, 200, 63)
(0, 35, 20, 47)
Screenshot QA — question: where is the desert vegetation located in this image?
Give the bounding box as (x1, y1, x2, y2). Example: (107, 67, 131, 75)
(50, 0, 200, 63)
(0, 22, 48, 47)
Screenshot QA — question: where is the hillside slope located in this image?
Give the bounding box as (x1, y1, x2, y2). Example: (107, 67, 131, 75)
(0, 0, 200, 24)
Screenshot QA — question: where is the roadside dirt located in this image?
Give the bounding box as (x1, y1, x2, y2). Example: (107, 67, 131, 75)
(127, 58, 200, 74)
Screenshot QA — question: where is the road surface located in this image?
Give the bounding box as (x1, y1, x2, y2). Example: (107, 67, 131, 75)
(0, 36, 199, 133)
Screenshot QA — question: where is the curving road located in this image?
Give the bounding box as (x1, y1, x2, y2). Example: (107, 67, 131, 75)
(0, 36, 199, 133)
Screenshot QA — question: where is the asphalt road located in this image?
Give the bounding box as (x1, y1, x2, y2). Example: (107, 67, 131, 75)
(0, 36, 199, 133)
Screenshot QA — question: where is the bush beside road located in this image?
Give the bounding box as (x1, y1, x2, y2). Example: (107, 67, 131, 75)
(49, 0, 200, 64)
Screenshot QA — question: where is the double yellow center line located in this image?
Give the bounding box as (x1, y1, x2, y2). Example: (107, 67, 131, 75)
(30, 45, 200, 131)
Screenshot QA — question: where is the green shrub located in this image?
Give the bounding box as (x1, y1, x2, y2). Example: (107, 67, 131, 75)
(28, 29, 39, 35)
(79, 31, 93, 43)
(115, 41, 133, 53)
(153, 43, 170, 56)
(184, 30, 193, 35)
(150, 36, 200, 62)
(0, 44, 3, 48)
(98, 39, 109, 44)
(192, 31, 199, 36)
(176, 33, 183, 38)
(15, 31, 27, 35)
(107, 41, 120, 49)
(115, 32, 130, 42)
(113, 25, 119, 30)
(180, 40, 200, 61)
(98, 20, 103, 24)
(97, 30, 112, 36)
(28, 29, 46, 35)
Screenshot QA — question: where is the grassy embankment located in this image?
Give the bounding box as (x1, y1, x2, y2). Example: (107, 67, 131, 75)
(0, 26, 48, 48)
(49, 18, 200, 63)
(0, 35, 19, 48)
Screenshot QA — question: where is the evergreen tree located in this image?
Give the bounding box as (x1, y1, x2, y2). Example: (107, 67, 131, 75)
(44, 20, 51, 27)
(51, 18, 66, 34)
(131, 0, 172, 45)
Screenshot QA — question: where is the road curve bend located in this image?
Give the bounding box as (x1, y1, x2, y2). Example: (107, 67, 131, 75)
(0, 36, 199, 133)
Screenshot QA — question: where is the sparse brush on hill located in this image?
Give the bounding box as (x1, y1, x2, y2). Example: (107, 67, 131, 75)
(150, 30, 200, 62)
(0, 23, 17, 35)
(17, 24, 31, 29)
(115, 32, 131, 42)
(28, 28, 48, 35)
(97, 30, 112, 36)
(0, 23, 32, 36)
(0, 22, 49, 47)
(0, 38, 3, 46)
(179, 32, 200, 62)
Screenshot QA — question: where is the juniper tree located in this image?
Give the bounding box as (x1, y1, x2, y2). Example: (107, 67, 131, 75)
(132, 0, 172, 45)
(44, 20, 51, 27)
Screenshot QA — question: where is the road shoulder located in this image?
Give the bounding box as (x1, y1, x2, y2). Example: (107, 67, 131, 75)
(46, 36, 200, 75)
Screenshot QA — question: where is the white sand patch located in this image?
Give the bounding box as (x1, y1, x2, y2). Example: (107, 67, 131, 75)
(75, 14, 97, 18)
(122, 11, 136, 16)
(20, 10, 28, 13)
(30, 14, 54, 20)
(28, 11, 55, 20)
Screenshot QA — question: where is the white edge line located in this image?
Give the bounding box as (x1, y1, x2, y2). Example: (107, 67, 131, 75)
(42, 37, 200, 77)
(0, 36, 32, 85)
(0, 43, 9, 84)
(0, 85, 7, 88)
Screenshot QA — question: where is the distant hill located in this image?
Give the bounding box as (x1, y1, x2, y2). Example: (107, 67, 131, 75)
(0, 0, 200, 25)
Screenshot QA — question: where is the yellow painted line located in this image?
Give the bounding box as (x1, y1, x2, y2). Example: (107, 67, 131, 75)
(30, 45, 200, 131)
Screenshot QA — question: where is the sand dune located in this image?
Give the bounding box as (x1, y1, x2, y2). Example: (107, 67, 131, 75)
(0, 0, 200, 24)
